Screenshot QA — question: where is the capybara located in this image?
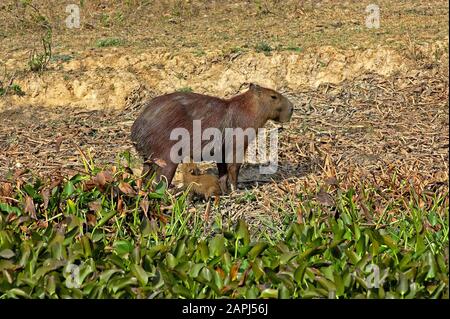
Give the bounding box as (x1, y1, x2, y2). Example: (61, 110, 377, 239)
(130, 83, 294, 191)
(180, 163, 222, 202)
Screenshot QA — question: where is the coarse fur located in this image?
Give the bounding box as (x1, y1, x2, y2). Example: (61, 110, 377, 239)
(180, 163, 222, 201)
(131, 83, 294, 191)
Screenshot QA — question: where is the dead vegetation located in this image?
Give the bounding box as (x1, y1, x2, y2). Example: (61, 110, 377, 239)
(1, 68, 447, 232)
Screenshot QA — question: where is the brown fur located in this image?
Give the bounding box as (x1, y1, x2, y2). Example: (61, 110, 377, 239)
(131, 83, 294, 191)
(180, 163, 221, 202)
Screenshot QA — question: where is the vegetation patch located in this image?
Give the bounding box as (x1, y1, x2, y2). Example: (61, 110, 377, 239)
(0, 158, 447, 299)
(95, 38, 124, 48)
(0, 83, 24, 97)
(176, 87, 193, 93)
(255, 41, 273, 55)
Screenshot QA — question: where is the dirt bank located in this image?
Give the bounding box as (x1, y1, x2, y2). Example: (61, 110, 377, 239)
(2, 42, 447, 110)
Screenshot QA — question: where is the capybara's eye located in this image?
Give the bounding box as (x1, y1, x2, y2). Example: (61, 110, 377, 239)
(271, 95, 277, 99)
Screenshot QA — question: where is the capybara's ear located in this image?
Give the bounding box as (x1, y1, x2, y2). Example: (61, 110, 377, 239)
(249, 83, 261, 92)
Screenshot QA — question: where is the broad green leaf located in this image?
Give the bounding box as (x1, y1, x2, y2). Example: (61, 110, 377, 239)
(166, 253, 178, 269)
(100, 269, 123, 283)
(131, 264, 148, 286)
(63, 181, 75, 197)
(294, 263, 307, 285)
(0, 249, 15, 259)
(114, 240, 133, 256)
(209, 234, 225, 257)
(198, 240, 209, 262)
(247, 242, 268, 260)
(236, 219, 250, 245)
(189, 263, 204, 278)
(260, 288, 278, 299)
(280, 252, 298, 265)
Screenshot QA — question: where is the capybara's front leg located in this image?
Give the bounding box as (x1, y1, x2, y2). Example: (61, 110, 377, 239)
(156, 162, 178, 187)
(217, 162, 228, 193)
(227, 163, 241, 192)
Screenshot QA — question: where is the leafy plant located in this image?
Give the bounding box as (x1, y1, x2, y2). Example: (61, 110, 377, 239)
(0, 65, 25, 97)
(25, 4, 52, 72)
(0, 156, 447, 298)
(0, 149, 448, 299)
(255, 41, 273, 55)
(176, 87, 193, 93)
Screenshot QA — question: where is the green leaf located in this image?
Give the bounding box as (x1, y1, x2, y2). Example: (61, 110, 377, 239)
(333, 273, 345, 296)
(247, 242, 268, 260)
(131, 264, 148, 286)
(189, 263, 204, 278)
(236, 219, 250, 245)
(316, 275, 336, 293)
(344, 249, 360, 264)
(425, 251, 438, 280)
(397, 272, 409, 296)
(166, 253, 178, 269)
(0, 203, 22, 215)
(95, 210, 117, 229)
(172, 284, 192, 298)
(0, 259, 15, 271)
(260, 288, 278, 299)
(0, 249, 15, 259)
(109, 276, 138, 294)
(294, 263, 307, 285)
(279, 284, 290, 299)
(280, 252, 298, 265)
(427, 212, 438, 227)
(99, 269, 123, 283)
(199, 266, 212, 282)
(209, 234, 225, 257)
(251, 259, 265, 281)
(63, 181, 75, 197)
(66, 199, 77, 214)
(198, 240, 209, 262)
(4, 288, 31, 299)
(114, 240, 133, 256)
(415, 234, 426, 256)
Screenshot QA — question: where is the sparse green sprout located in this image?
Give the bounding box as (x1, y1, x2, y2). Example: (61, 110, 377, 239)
(0, 83, 25, 97)
(51, 54, 74, 63)
(10, 84, 25, 96)
(96, 38, 124, 48)
(255, 41, 273, 55)
(286, 45, 303, 52)
(177, 87, 193, 93)
(29, 25, 52, 72)
(193, 49, 206, 57)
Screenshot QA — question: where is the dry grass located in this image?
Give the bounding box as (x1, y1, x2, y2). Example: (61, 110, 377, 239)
(0, 1, 448, 57)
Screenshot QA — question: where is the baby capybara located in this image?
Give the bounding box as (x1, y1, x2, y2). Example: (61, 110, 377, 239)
(131, 83, 294, 192)
(180, 163, 222, 201)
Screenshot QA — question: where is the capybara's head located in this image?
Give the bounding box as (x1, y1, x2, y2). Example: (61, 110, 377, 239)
(249, 83, 294, 123)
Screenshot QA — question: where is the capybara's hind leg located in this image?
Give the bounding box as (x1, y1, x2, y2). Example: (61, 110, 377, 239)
(227, 163, 241, 192)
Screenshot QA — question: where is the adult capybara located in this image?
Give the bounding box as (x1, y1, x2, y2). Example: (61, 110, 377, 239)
(131, 83, 294, 191)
